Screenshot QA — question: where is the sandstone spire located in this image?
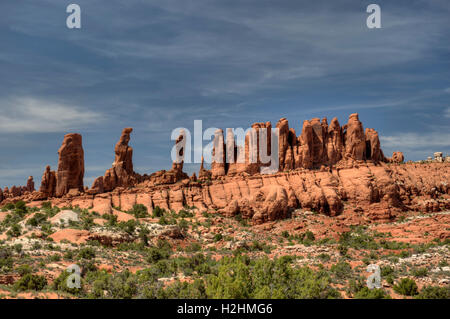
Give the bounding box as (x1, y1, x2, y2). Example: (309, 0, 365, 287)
(40, 165, 56, 198)
(56, 133, 84, 197)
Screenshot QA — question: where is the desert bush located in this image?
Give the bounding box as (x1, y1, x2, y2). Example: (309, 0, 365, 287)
(118, 220, 138, 235)
(16, 264, 32, 276)
(353, 287, 391, 299)
(129, 204, 149, 218)
(331, 261, 353, 279)
(7, 224, 21, 237)
(339, 227, 378, 250)
(213, 234, 223, 242)
(411, 267, 428, 278)
(14, 201, 28, 216)
(177, 209, 194, 218)
(0, 246, 14, 271)
(393, 278, 419, 296)
(13, 273, 47, 291)
(206, 255, 340, 299)
(152, 206, 165, 218)
(53, 270, 83, 295)
(3, 203, 15, 211)
(26, 213, 48, 227)
(415, 286, 450, 299)
(78, 247, 96, 260)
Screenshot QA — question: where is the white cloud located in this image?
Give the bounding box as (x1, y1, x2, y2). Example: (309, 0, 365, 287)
(381, 132, 450, 150)
(0, 97, 104, 133)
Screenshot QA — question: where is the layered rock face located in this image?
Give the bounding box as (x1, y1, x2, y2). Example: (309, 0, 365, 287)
(58, 162, 449, 225)
(56, 133, 85, 197)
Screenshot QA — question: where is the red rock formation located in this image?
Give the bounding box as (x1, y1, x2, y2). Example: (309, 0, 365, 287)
(10, 186, 21, 197)
(142, 130, 189, 187)
(85, 162, 450, 225)
(326, 117, 343, 165)
(101, 128, 137, 192)
(297, 119, 314, 169)
(198, 156, 212, 180)
(276, 118, 290, 170)
(211, 129, 226, 178)
(26, 176, 35, 193)
(89, 177, 104, 194)
(56, 133, 85, 197)
(389, 151, 405, 163)
(40, 165, 57, 198)
(170, 130, 189, 180)
(344, 113, 366, 160)
(3, 187, 9, 199)
(365, 128, 382, 162)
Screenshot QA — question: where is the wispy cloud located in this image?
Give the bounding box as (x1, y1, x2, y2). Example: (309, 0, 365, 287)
(381, 132, 450, 150)
(0, 97, 104, 133)
(445, 107, 450, 118)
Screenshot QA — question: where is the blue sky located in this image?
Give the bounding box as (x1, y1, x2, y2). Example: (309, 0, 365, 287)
(0, 0, 449, 187)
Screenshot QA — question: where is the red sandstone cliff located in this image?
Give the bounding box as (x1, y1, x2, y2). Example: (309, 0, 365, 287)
(2, 113, 448, 226)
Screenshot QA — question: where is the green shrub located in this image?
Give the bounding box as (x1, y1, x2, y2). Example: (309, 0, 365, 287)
(7, 224, 22, 237)
(26, 213, 48, 227)
(178, 219, 189, 231)
(318, 253, 331, 262)
(353, 287, 391, 299)
(13, 274, 47, 291)
(129, 204, 149, 218)
(338, 227, 378, 250)
(3, 203, 15, 210)
(416, 286, 450, 299)
(0, 247, 13, 270)
(107, 270, 138, 299)
(146, 247, 170, 263)
(185, 242, 202, 252)
(381, 266, 394, 277)
(393, 278, 419, 296)
(78, 247, 96, 260)
(331, 261, 352, 279)
(16, 264, 32, 276)
(152, 206, 165, 218)
(411, 267, 428, 278)
(14, 201, 28, 216)
(305, 231, 315, 242)
(118, 220, 138, 235)
(206, 255, 340, 299)
(53, 270, 83, 295)
(177, 209, 194, 218)
(41, 202, 52, 209)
